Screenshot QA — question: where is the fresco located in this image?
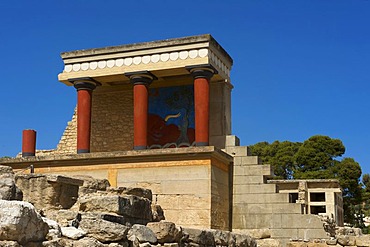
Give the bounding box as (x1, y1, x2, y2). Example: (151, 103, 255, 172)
(148, 85, 195, 148)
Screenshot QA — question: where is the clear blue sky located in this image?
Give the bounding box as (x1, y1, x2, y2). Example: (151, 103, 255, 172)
(0, 1, 369, 174)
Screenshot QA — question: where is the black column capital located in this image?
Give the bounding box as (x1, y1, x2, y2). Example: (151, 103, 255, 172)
(69, 77, 100, 91)
(186, 64, 218, 80)
(125, 71, 157, 86)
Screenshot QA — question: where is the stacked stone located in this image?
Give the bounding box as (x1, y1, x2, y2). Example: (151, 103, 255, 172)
(56, 108, 78, 155)
(90, 90, 134, 152)
(0, 165, 258, 247)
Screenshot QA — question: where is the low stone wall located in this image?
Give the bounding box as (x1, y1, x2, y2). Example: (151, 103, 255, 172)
(0, 165, 256, 247)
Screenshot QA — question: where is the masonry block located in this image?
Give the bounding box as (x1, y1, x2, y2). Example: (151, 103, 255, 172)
(233, 183, 277, 194)
(234, 165, 273, 177)
(280, 214, 324, 229)
(233, 175, 265, 185)
(224, 146, 250, 157)
(225, 135, 240, 147)
(233, 193, 289, 204)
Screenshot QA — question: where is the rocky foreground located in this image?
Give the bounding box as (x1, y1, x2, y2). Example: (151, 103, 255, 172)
(2, 165, 370, 247)
(0, 165, 258, 247)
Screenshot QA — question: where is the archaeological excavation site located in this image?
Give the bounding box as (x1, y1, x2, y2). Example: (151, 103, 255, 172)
(1, 35, 369, 247)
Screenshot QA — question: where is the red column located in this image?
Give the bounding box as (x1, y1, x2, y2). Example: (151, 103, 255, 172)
(73, 80, 97, 154)
(125, 72, 156, 150)
(189, 67, 215, 146)
(22, 129, 36, 157)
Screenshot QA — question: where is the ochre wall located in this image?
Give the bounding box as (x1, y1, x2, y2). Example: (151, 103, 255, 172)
(6, 148, 232, 230)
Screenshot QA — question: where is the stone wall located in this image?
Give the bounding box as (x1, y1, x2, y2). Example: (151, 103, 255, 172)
(56, 108, 77, 154)
(90, 87, 134, 152)
(52, 87, 134, 155)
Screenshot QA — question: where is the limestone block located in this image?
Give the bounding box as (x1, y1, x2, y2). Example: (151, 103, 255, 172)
(15, 174, 80, 210)
(146, 221, 182, 244)
(306, 243, 328, 247)
(297, 228, 328, 240)
(256, 238, 281, 247)
(337, 235, 356, 246)
(356, 234, 370, 246)
(233, 165, 273, 177)
(336, 227, 362, 236)
(127, 224, 157, 244)
(161, 180, 210, 194)
(224, 146, 250, 157)
(286, 243, 308, 247)
(0, 241, 21, 247)
(232, 228, 271, 239)
(240, 156, 260, 165)
(234, 203, 301, 215)
(281, 214, 326, 229)
(79, 195, 152, 221)
(270, 228, 299, 239)
(233, 193, 289, 204)
(182, 228, 215, 246)
(156, 194, 210, 210)
(233, 183, 277, 194)
(151, 204, 165, 222)
(79, 217, 129, 243)
(325, 238, 337, 245)
(164, 209, 210, 228)
(233, 175, 265, 185)
(232, 213, 273, 229)
(72, 175, 110, 193)
(0, 165, 22, 201)
(233, 233, 257, 247)
(163, 244, 179, 247)
(225, 135, 240, 147)
(0, 200, 49, 244)
(107, 187, 153, 201)
(43, 218, 62, 240)
(208, 229, 233, 246)
(61, 227, 86, 240)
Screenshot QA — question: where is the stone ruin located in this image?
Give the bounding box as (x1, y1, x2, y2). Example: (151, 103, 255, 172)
(0, 165, 259, 247)
(2, 165, 370, 247)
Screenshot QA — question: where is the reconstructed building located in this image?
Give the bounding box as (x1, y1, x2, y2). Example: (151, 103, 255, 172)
(1, 35, 343, 244)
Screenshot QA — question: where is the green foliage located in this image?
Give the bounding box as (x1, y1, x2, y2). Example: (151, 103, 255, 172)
(294, 135, 345, 179)
(249, 135, 363, 226)
(249, 141, 300, 179)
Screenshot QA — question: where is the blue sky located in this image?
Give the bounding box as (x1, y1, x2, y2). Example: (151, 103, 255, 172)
(0, 1, 369, 175)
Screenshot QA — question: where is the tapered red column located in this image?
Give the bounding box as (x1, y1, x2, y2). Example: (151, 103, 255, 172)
(72, 79, 98, 154)
(189, 67, 216, 146)
(125, 72, 156, 150)
(22, 129, 36, 157)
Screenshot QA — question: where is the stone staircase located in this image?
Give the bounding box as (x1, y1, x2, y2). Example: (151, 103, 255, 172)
(223, 135, 328, 244)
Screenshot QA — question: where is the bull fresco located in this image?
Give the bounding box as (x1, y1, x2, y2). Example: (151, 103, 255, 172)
(148, 85, 195, 148)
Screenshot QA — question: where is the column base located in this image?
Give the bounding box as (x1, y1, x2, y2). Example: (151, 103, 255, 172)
(196, 142, 208, 147)
(22, 152, 35, 157)
(134, 146, 147, 150)
(77, 149, 90, 154)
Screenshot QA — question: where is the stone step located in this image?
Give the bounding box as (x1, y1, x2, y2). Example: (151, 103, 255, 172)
(233, 202, 302, 215)
(234, 156, 260, 166)
(225, 135, 240, 147)
(234, 164, 273, 177)
(233, 193, 289, 204)
(233, 183, 278, 194)
(223, 146, 251, 157)
(233, 175, 265, 185)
